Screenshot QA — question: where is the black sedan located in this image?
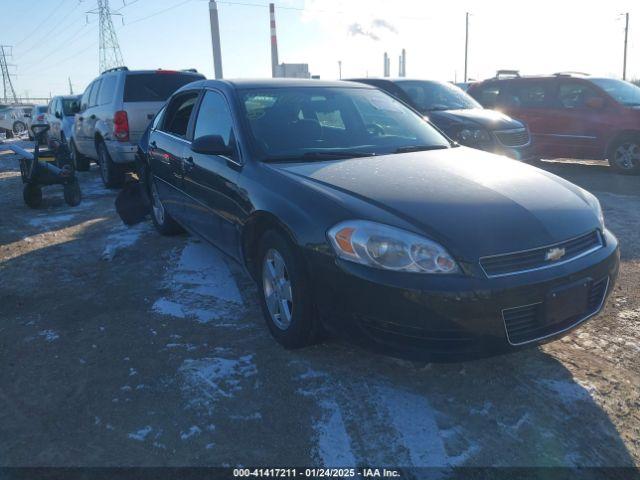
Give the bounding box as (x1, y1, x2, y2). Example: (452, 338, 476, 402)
(139, 79, 618, 358)
(349, 78, 534, 161)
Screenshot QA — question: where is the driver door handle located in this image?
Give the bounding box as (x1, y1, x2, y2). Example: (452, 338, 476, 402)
(183, 156, 194, 172)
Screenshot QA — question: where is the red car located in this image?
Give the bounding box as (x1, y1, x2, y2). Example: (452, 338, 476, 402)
(468, 72, 640, 174)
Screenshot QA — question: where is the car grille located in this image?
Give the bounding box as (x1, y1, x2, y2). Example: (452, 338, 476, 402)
(493, 128, 530, 147)
(502, 277, 609, 345)
(480, 230, 603, 278)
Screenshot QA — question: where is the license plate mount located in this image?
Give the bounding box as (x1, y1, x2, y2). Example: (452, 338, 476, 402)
(546, 278, 591, 325)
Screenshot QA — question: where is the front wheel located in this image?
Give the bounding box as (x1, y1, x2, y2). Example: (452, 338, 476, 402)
(70, 140, 90, 172)
(258, 230, 320, 349)
(608, 136, 640, 175)
(23, 184, 43, 208)
(63, 179, 82, 206)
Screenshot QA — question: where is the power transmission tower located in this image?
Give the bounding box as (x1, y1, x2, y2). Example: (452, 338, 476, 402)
(87, 0, 125, 73)
(0, 45, 18, 104)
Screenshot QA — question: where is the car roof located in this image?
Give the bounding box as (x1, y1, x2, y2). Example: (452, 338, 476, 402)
(189, 78, 374, 90)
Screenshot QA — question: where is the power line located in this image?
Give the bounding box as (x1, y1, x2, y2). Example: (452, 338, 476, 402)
(13, 0, 70, 48)
(124, 0, 195, 26)
(87, 0, 125, 72)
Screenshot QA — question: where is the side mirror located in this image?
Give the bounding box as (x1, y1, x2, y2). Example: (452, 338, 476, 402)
(55, 112, 62, 119)
(586, 97, 605, 109)
(191, 134, 234, 157)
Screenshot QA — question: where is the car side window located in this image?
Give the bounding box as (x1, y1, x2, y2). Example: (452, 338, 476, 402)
(98, 75, 117, 105)
(47, 100, 54, 114)
(508, 81, 552, 108)
(193, 90, 234, 145)
(557, 81, 602, 109)
(89, 79, 102, 108)
(152, 106, 166, 130)
(162, 92, 199, 138)
(473, 82, 502, 108)
(80, 83, 93, 111)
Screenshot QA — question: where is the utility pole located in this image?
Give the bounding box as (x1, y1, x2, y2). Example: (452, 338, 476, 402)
(209, 0, 224, 79)
(0, 45, 18, 104)
(464, 12, 469, 83)
(338, 60, 342, 79)
(623, 12, 629, 81)
(87, 0, 125, 73)
(68, 77, 74, 95)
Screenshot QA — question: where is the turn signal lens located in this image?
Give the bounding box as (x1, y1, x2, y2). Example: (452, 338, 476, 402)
(335, 227, 355, 255)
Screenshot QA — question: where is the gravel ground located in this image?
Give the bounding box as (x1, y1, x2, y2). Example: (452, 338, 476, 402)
(0, 141, 638, 469)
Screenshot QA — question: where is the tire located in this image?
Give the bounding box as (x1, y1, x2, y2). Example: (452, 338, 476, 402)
(70, 140, 90, 172)
(97, 140, 124, 188)
(63, 179, 82, 206)
(149, 177, 183, 235)
(257, 230, 320, 349)
(608, 135, 640, 175)
(23, 184, 43, 208)
(12, 121, 26, 136)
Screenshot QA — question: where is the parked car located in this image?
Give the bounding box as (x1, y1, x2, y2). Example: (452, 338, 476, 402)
(138, 79, 618, 357)
(349, 78, 533, 161)
(467, 72, 640, 174)
(28, 105, 49, 141)
(72, 66, 205, 183)
(45, 95, 81, 144)
(0, 106, 31, 138)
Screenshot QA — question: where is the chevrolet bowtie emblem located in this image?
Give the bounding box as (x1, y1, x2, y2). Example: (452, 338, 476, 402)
(545, 247, 566, 262)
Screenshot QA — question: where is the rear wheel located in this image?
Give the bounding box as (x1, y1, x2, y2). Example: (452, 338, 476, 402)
(608, 136, 640, 175)
(97, 141, 124, 188)
(258, 230, 320, 348)
(63, 179, 82, 206)
(12, 121, 26, 136)
(70, 140, 90, 171)
(23, 184, 42, 208)
(149, 178, 183, 235)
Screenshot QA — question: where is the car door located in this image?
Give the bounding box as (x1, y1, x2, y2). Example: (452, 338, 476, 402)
(50, 98, 63, 140)
(82, 79, 102, 156)
(75, 82, 94, 153)
(148, 90, 200, 225)
(546, 79, 611, 159)
(182, 89, 243, 258)
(498, 79, 563, 158)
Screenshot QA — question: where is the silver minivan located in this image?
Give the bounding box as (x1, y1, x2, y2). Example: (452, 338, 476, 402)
(71, 67, 204, 186)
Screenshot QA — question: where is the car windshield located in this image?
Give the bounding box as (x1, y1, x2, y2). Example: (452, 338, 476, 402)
(62, 98, 80, 116)
(396, 80, 481, 112)
(36, 106, 47, 113)
(123, 72, 203, 102)
(588, 78, 640, 107)
(240, 87, 451, 161)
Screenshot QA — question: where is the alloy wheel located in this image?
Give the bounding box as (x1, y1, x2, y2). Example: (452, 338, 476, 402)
(150, 180, 165, 225)
(262, 249, 293, 330)
(613, 142, 640, 170)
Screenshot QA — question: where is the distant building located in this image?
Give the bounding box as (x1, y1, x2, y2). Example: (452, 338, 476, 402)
(274, 63, 310, 79)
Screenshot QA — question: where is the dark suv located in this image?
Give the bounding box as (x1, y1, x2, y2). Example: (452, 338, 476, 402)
(349, 78, 533, 161)
(468, 72, 640, 174)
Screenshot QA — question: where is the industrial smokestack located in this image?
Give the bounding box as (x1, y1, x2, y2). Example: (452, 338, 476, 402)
(401, 49, 406, 77)
(398, 55, 402, 76)
(269, 3, 279, 78)
(209, 0, 223, 79)
(383, 52, 389, 77)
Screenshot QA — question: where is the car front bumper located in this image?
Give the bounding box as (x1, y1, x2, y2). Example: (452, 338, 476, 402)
(313, 229, 619, 359)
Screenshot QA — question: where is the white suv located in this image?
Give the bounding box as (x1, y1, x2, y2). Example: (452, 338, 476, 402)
(71, 67, 204, 187)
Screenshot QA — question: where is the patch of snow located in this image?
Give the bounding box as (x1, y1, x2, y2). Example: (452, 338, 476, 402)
(179, 355, 257, 412)
(28, 213, 76, 229)
(38, 330, 59, 342)
(315, 399, 356, 467)
(376, 385, 449, 467)
(538, 379, 594, 404)
(128, 426, 152, 441)
(152, 240, 244, 324)
(101, 223, 150, 261)
(180, 425, 202, 440)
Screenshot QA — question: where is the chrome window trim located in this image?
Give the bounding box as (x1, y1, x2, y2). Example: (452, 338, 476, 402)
(502, 277, 609, 347)
(479, 230, 603, 278)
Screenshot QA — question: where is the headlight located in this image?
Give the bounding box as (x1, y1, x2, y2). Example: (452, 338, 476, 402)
(457, 127, 492, 147)
(327, 220, 459, 274)
(581, 189, 604, 230)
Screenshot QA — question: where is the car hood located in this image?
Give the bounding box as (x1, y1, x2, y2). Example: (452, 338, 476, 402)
(272, 148, 600, 260)
(427, 108, 523, 132)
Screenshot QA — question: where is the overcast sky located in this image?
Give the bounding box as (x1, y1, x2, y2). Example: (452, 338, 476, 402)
(2, 0, 639, 99)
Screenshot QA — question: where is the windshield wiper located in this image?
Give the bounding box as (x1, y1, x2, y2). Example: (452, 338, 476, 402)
(394, 145, 450, 153)
(264, 151, 376, 162)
